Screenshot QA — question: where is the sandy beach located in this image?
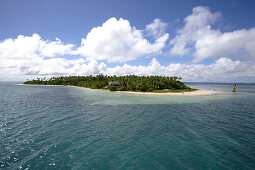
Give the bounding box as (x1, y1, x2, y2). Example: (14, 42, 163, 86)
(21, 84, 219, 96)
(115, 89, 219, 96)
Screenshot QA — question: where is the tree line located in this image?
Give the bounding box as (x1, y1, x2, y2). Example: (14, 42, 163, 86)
(24, 74, 193, 92)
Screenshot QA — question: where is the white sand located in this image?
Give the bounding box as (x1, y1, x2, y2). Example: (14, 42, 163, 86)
(115, 90, 218, 96)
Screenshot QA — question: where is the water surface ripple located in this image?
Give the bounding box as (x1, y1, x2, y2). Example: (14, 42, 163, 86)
(0, 82, 255, 169)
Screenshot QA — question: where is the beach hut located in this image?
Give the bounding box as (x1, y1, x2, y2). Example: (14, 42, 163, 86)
(109, 82, 120, 86)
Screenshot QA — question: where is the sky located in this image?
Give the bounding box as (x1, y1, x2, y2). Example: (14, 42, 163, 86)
(0, 0, 255, 82)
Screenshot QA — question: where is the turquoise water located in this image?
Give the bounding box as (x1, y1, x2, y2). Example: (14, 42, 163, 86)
(0, 82, 255, 169)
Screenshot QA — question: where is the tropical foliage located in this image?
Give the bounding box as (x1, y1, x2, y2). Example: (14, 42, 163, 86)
(24, 74, 195, 92)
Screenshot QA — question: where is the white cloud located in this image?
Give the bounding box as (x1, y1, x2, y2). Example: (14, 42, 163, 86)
(0, 34, 74, 60)
(76, 17, 169, 63)
(102, 57, 255, 82)
(0, 16, 255, 82)
(39, 38, 74, 57)
(194, 28, 255, 62)
(0, 34, 110, 80)
(169, 6, 255, 63)
(0, 34, 81, 79)
(1, 40, 254, 82)
(145, 18, 168, 38)
(67, 60, 106, 76)
(169, 6, 221, 57)
(102, 58, 164, 76)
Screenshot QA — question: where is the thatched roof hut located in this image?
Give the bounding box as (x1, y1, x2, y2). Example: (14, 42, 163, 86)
(109, 82, 120, 86)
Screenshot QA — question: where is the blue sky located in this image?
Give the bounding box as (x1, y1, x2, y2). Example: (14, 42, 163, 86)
(1, 0, 255, 42)
(0, 0, 255, 82)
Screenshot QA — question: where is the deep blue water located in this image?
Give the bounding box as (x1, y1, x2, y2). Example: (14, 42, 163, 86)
(0, 82, 255, 169)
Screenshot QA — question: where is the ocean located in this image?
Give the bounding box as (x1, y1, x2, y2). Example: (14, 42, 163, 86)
(0, 82, 255, 169)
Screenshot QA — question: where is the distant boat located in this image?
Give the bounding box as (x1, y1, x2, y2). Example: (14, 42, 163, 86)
(232, 84, 237, 92)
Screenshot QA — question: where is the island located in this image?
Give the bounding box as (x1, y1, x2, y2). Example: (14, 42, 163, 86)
(24, 74, 198, 93)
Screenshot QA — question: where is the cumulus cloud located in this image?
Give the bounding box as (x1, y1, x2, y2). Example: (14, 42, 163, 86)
(145, 18, 168, 38)
(0, 15, 255, 82)
(0, 34, 74, 60)
(39, 38, 74, 57)
(101, 57, 255, 82)
(194, 28, 255, 62)
(0, 33, 112, 80)
(0, 17, 167, 80)
(0, 34, 82, 80)
(75, 17, 169, 63)
(169, 6, 255, 63)
(169, 6, 221, 57)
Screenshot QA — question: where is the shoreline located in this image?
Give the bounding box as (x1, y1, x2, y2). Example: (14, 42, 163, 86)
(21, 84, 219, 96)
(115, 89, 218, 96)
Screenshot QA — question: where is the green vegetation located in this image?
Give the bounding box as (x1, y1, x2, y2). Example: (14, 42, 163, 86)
(108, 86, 118, 91)
(24, 74, 197, 93)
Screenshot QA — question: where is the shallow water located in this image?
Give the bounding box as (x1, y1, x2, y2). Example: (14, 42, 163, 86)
(0, 82, 255, 169)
